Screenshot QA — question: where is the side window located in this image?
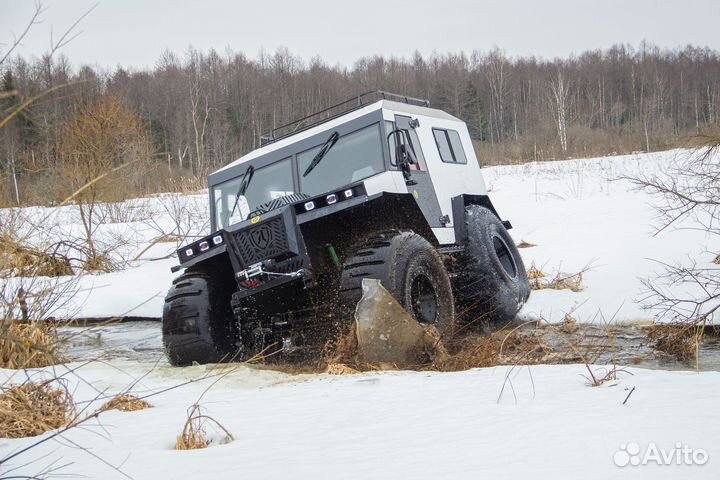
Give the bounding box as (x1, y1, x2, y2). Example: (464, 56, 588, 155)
(386, 120, 425, 171)
(406, 127, 426, 169)
(447, 130, 467, 164)
(433, 128, 467, 164)
(433, 129, 454, 163)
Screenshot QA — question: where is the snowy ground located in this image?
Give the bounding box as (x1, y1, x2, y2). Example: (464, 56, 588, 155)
(1, 362, 718, 479)
(2, 149, 720, 479)
(1, 192, 208, 319)
(4, 148, 715, 324)
(486, 149, 718, 325)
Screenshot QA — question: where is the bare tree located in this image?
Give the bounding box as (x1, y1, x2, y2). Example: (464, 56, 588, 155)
(189, 78, 210, 175)
(2, 41, 720, 201)
(484, 48, 510, 144)
(550, 69, 571, 155)
(56, 95, 152, 270)
(0, 2, 46, 67)
(628, 139, 720, 325)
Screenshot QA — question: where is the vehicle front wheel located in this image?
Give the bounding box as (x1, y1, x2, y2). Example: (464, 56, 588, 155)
(162, 266, 239, 366)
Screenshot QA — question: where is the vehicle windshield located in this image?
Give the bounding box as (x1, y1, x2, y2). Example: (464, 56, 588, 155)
(298, 123, 384, 196)
(213, 158, 294, 228)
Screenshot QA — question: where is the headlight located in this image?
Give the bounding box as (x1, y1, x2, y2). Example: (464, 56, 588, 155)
(326, 194, 337, 205)
(304, 201, 315, 211)
(212, 235, 223, 245)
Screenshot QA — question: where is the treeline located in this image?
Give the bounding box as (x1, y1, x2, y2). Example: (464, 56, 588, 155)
(1, 42, 720, 206)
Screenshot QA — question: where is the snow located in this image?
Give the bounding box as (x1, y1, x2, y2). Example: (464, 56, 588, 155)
(2, 148, 720, 479)
(1, 193, 208, 319)
(1, 362, 718, 479)
(54, 258, 176, 318)
(484, 149, 719, 324)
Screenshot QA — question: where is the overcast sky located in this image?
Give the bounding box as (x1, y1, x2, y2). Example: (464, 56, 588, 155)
(1, 0, 719, 70)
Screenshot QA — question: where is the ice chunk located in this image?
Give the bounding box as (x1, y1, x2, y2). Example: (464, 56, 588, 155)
(354, 279, 445, 366)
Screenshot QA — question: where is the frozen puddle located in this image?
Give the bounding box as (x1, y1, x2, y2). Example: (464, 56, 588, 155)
(60, 320, 166, 364)
(58, 320, 720, 372)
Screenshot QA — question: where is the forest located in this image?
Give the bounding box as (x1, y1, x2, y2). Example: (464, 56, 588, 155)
(1, 42, 719, 206)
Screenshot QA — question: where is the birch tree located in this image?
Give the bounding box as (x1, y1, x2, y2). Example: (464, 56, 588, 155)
(550, 69, 571, 154)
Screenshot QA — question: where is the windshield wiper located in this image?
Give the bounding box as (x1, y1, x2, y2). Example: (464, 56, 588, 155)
(302, 131, 339, 177)
(226, 164, 255, 225)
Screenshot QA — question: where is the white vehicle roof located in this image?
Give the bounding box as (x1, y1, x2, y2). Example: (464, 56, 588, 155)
(212, 100, 460, 174)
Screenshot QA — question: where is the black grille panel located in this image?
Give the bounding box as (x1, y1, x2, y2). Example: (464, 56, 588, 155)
(249, 193, 311, 218)
(232, 217, 288, 266)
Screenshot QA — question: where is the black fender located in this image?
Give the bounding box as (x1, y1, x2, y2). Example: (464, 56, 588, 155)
(171, 246, 230, 273)
(298, 192, 437, 270)
(451, 194, 512, 244)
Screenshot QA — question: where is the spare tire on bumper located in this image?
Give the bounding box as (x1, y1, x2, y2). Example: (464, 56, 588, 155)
(453, 205, 530, 325)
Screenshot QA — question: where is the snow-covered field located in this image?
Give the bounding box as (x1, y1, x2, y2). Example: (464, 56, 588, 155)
(2, 361, 718, 479)
(2, 149, 720, 479)
(488, 149, 718, 325)
(1, 192, 208, 318)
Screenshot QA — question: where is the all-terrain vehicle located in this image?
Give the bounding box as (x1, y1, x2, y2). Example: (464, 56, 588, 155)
(162, 91, 530, 366)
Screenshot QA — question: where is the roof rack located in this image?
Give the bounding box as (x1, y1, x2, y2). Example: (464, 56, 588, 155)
(260, 90, 430, 146)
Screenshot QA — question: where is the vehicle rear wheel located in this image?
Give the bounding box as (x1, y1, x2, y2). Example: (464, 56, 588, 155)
(339, 231, 455, 335)
(162, 266, 239, 366)
(453, 205, 530, 325)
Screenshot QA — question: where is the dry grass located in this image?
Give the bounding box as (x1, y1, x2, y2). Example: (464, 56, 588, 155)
(527, 264, 546, 288)
(559, 314, 578, 333)
(279, 304, 625, 378)
(0, 321, 64, 369)
(435, 326, 554, 371)
(0, 234, 73, 277)
(547, 272, 584, 292)
(81, 253, 116, 273)
(98, 394, 152, 413)
(324, 363, 360, 375)
(646, 323, 703, 360)
(0, 380, 76, 438)
(155, 234, 182, 243)
(175, 403, 234, 450)
(316, 320, 584, 373)
(263, 319, 630, 384)
(543, 322, 624, 386)
(516, 240, 537, 249)
(527, 263, 585, 292)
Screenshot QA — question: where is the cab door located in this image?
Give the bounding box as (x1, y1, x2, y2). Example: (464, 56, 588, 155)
(389, 114, 446, 230)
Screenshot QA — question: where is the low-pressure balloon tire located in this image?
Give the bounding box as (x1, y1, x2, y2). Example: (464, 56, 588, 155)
(453, 205, 530, 325)
(162, 267, 239, 366)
